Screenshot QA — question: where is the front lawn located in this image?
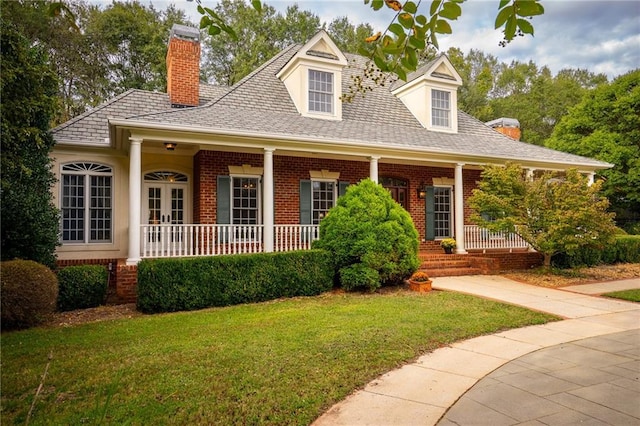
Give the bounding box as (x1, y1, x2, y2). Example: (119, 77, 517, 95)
(1, 291, 556, 425)
(602, 289, 640, 302)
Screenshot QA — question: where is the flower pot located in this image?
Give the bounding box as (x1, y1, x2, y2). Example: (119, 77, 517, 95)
(408, 279, 432, 292)
(443, 247, 453, 254)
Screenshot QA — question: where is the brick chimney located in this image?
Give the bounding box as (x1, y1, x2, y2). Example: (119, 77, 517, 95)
(485, 117, 521, 141)
(166, 24, 200, 108)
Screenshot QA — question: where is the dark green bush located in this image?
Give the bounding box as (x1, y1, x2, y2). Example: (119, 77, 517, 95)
(57, 265, 108, 311)
(552, 235, 640, 268)
(1, 260, 58, 330)
(136, 250, 334, 313)
(313, 179, 420, 292)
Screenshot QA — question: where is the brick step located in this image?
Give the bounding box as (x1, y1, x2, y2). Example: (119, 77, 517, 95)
(424, 267, 484, 277)
(420, 259, 473, 269)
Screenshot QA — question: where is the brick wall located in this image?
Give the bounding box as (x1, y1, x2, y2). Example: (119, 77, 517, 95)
(115, 262, 137, 304)
(193, 150, 482, 243)
(166, 36, 200, 107)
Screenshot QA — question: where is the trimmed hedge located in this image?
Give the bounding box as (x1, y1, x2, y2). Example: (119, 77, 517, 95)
(137, 250, 334, 313)
(57, 265, 109, 311)
(552, 235, 640, 268)
(1, 260, 58, 330)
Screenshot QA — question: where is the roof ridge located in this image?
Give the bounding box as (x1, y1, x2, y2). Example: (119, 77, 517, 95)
(127, 44, 301, 121)
(51, 89, 155, 134)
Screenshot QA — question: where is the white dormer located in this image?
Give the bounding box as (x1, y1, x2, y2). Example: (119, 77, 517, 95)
(277, 30, 348, 121)
(392, 55, 463, 133)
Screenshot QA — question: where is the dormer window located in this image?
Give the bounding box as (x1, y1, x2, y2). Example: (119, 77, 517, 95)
(431, 89, 451, 128)
(277, 30, 347, 121)
(308, 70, 334, 114)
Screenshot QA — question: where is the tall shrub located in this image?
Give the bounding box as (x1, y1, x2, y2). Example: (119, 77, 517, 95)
(57, 265, 109, 311)
(313, 179, 420, 292)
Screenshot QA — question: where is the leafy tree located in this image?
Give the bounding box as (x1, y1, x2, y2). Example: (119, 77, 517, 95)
(481, 61, 606, 145)
(84, 1, 191, 96)
(468, 164, 617, 267)
(313, 179, 420, 292)
(446, 47, 499, 118)
(327, 16, 375, 54)
(1, 17, 60, 267)
(202, 0, 320, 85)
(546, 70, 640, 223)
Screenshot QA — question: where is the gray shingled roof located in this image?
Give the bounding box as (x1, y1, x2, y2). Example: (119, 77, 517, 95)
(52, 84, 228, 144)
(53, 40, 609, 169)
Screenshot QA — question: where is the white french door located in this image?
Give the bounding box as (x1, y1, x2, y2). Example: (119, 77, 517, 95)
(145, 183, 186, 226)
(144, 182, 188, 253)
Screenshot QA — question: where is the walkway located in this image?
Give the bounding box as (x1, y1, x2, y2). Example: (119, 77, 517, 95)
(312, 276, 640, 426)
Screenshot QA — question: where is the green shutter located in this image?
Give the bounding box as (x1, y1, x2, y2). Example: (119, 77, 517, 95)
(425, 186, 435, 241)
(338, 181, 349, 198)
(217, 176, 231, 224)
(300, 180, 311, 224)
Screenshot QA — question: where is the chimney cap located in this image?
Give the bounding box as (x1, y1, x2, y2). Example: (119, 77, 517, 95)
(485, 117, 520, 128)
(170, 24, 200, 42)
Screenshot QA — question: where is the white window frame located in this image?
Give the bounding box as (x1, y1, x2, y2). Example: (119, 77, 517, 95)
(433, 185, 454, 239)
(230, 174, 262, 242)
(308, 69, 334, 115)
(60, 162, 113, 244)
(311, 179, 337, 225)
(431, 89, 451, 128)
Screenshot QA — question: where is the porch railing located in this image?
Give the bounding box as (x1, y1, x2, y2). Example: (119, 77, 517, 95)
(141, 224, 528, 258)
(274, 225, 320, 252)
(141, 224, 320, 258)
(464, 225, 529, 252)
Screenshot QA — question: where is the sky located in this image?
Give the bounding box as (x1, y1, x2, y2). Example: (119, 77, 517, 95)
(159, 0, 640, 79)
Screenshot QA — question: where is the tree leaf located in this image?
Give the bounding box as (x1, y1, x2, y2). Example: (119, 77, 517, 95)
(389, 23, 405, 36)
(208, 25, 221, 36)
(415, 14, 427, 25)
(395, 65, 407, 81)
(398, 13, 414, 29)
(504, 15, 517, 40)
(515, 0, 544, 17)
(439, 2, 462, 20)
(435, 19, 452, 34)
(408, 35, 426, 49)
(495, 5, 512, 29)
(199, 15, 212, 29)
(498, 0, 511, 9)
(430, 0, 443, 16)
(251, 0, 262, 13)
(517, 18, 534, 35)
(372, 0, 385, 11)
(403, 1, 418, 14)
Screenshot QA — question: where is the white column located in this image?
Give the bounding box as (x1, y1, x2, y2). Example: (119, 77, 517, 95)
(587, 172, 595, 186)
(263, 148, 275, 253)
(127, 138, 142, 265)
(369, 156, 380, 183)
(526, 168, 535, 181)
(454, 163, 467, 254)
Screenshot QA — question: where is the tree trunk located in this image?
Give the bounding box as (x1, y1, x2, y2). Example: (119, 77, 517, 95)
(543, 253, 552, 268)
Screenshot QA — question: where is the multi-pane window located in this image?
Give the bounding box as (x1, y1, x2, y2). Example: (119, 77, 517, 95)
(312, 181, 335, 224)
(232, 177, 259, 225)
(308, 70, 333, 114)
(431, 89, 450, 128)
(61, 163, 112, 243)
(434, 187, 452, 238)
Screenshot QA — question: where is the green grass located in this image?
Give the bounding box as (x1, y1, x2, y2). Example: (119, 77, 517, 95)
(602, 289, 640, 302)
(1, 291, 557, 425)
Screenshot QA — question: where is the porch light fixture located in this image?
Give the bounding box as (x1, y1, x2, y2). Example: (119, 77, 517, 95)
(164, 142, 177, 151)
(417, 182, 426, 199)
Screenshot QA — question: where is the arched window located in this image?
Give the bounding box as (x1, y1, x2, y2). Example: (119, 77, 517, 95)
(61, 163, 113, 243)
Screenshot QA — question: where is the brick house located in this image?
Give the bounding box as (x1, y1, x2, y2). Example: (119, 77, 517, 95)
(50, 26, 611, 301)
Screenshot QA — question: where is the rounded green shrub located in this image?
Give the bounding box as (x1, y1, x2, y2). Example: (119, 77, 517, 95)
(57, 265, 109, 311)
(313, 179, 420, 292)
(1, 260, 58, 330)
